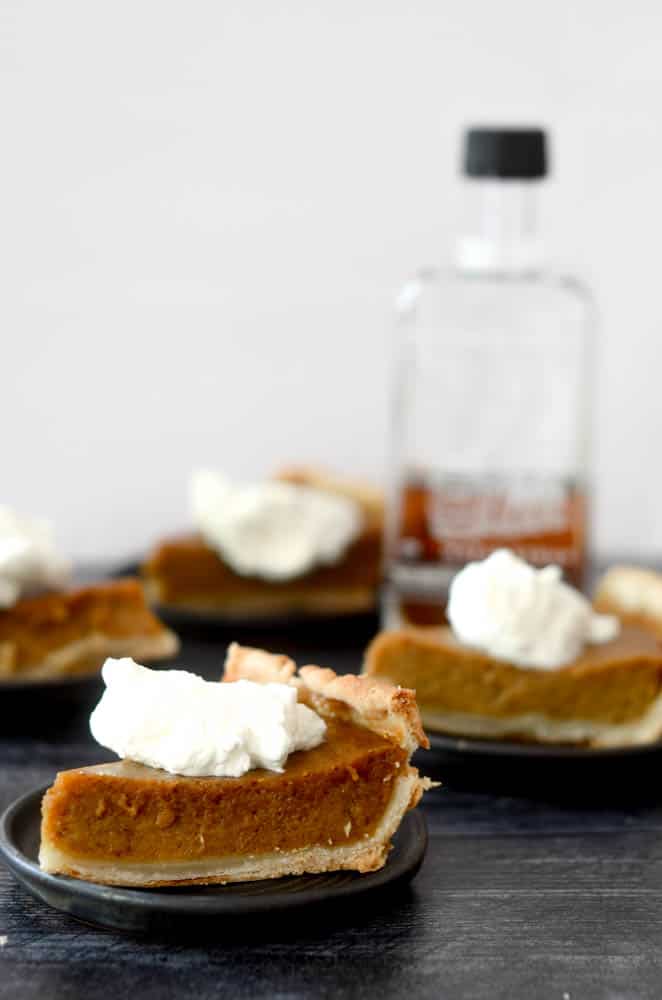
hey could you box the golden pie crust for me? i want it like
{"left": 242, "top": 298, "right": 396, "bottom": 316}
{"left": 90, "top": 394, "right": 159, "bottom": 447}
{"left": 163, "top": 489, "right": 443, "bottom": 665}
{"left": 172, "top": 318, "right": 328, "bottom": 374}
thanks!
{"left": 594, "top": 565, "right": 662, "bottom": 638}
{"left": 39, "top": 645, "right": 432, "bottom": 886}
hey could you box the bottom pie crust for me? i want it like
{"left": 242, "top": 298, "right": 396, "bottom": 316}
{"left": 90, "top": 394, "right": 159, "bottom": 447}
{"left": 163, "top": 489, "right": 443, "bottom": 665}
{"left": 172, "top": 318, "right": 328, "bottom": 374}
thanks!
{"left": 420, "top": 695, "right": 662, "bottom": 747}
{"left": 144, "top": 580, "right": 377, "bottom": 618}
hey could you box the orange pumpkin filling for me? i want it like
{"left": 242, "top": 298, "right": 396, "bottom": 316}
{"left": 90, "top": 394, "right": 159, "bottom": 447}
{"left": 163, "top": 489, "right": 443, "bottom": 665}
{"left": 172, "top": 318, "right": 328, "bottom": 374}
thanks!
{"left": 41, "top": 718, "right": 407, "bottom": 863}
{"left": 364, "top": 625, "right": 662, "bottom": 726}
{"left": 0, "top": 579, "right": 174, "bottom": 676}
{"left": 143, "top": 532, "right": 382, "bottom": 612}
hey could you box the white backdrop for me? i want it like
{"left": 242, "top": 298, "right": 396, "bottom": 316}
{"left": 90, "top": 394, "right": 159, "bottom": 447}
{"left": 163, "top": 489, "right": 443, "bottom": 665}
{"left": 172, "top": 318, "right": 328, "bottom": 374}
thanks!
{"left": 1, "top": 0, "right": 660, "bottom": 561}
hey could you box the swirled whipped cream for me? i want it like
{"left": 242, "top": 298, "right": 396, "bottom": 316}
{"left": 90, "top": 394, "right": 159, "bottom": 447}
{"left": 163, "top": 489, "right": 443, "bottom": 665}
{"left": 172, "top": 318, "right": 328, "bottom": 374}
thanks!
{"left": 89, "top": 657, "right": 327, "bottom": 777}
{"left": 447, "top": 549, "right": 620, "bottom": 670}
{"left": 0, "top": 507, "right": 70, "bottom": 608}
{"left": 190, "top": 470, "right": 363, "bottom": 581}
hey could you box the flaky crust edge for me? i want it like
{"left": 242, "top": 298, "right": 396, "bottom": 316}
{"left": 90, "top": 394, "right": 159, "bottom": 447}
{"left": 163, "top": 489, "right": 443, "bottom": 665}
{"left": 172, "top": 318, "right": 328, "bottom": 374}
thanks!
{"left": 223, "top": 643, "right": 432, "bottom": 879}
{"left": 224, "top": 642, "right": 429, "bottom": 754}
{"left": 594, "top": 566, "right": 662, "bottom": 637}
{"left": 275, "top": 466, "right": 384, "bottom": 525}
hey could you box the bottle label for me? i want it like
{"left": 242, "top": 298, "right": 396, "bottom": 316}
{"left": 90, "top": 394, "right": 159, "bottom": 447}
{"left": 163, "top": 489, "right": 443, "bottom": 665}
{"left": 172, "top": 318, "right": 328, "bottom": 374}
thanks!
{"left": 429, "top": 475, "right": 567, "bottom": 539}
{"left": 388, "top": 473, "right": 587, "bottom": 626}
{"left": 396, "top": 472, "right": 586, "bottom": 579}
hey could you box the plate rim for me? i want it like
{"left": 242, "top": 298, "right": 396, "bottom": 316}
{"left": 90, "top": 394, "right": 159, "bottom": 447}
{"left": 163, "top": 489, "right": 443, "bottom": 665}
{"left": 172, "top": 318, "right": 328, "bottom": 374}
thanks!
{"left": 0, "top": 785, "right": 428, "bottom": 921}
{"left": 155, "top": 602, "right": 379, "bottom": 631}
{"left": 426, "top": 729, "right": 662, "bottom": 760}
{"left": 0, "top": 671, "right": 104, "bottom": 693}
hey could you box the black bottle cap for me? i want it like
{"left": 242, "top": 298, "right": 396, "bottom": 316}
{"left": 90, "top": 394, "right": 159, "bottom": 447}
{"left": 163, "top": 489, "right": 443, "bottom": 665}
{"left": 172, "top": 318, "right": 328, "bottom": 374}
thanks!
{"left": 463, "top": 127, "right": 548, "bottom": 179}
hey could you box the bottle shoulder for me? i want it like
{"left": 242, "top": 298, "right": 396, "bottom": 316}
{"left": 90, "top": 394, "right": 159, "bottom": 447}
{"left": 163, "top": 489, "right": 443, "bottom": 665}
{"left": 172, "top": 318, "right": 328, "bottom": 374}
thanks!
{"left": 396, "top": 266, "right": 594, "bottom": 329}
{"left": 399, "top": 265, "right": 592, "bottom": 299}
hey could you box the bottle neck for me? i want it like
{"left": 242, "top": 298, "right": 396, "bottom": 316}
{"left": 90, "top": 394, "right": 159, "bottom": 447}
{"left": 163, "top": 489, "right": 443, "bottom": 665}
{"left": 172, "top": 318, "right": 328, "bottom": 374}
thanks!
{"left": 455, "top": 180, "right": 544, "bottom": 275}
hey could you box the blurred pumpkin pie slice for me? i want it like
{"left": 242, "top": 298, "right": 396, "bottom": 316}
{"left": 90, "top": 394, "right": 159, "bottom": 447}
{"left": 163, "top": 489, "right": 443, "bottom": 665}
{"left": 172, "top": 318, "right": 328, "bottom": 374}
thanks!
{"left": 0, "top": 578, "right": 178, "bottom": 681}
{"left": 364, "top": 556, "right": 662, "bottom": 748}
{"left": 142, "top": 468, "right": 383, "bottom": 618}
{"left": 0, "top": 506, "right": 177, "bottom": 680}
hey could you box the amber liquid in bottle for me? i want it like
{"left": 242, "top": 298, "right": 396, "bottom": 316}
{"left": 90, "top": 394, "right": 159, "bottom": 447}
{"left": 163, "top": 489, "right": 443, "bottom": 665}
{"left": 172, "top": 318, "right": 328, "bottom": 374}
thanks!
{"left": 387, "top": 475, "right": 588, "bottom": 626}
{"left": 386, "top": 130, "right": 594, "bottom": 629}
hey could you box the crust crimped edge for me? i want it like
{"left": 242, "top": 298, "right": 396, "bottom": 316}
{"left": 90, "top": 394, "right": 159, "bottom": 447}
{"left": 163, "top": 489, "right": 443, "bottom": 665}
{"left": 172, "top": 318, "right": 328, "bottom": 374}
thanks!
{"left": 594, "top": 566, "right": 662, "bottom": 637}
{"left": 223, "top": 643, "right": 297, "bottom": 685}
{"left": 275, "top": 466, "right": 384, "bottom": 526}
{"left": 223, "top": 643, "right": 429, "bottom": 754}
{"left": 221, "top": 643, "right": 432, "bottom": 881}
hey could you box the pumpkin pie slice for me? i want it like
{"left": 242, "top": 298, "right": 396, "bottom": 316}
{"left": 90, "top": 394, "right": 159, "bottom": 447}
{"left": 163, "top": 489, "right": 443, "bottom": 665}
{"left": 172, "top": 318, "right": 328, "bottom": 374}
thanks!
{"left": 0, "top": 579, "right": 178, "bottom": 681}
{"left": 363, "top": 568, "right": 662, "bottom": 747}
{"left": 39, "top": 645, "right": 431, "bottom": 886}
{"left": 142, "top": 468, "right": 383, "bottom": 618}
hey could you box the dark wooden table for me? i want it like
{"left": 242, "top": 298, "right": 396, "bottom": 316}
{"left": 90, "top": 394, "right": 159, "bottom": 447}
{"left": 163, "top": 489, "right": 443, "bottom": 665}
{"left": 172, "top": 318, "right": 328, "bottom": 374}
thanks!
{"left": 1, "top": 621, "right": 662, "bottom": 999}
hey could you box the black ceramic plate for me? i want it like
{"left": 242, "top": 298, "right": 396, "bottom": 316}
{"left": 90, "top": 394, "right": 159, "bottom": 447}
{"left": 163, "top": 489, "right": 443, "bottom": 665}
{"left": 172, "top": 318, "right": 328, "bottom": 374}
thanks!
{"left": 0, "top": 669, "right": 102, "bottom": 693}
{"left": 426, "top": 729, "right": 662, "bottom": 760}
{"left": 154, "top": 602, "right": 379, "bottom": 635}
{"left": 0, "top": 786, "right": 427, "bottom": 933}
{"left": 0, "top": 671, "right": 105, "bottom": 736}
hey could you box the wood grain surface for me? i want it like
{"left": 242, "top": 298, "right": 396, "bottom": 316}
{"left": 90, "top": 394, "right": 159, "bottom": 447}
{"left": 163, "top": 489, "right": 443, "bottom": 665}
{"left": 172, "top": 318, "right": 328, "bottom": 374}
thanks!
{"left": 1, "top": 625, "right": 661, "bottom": 999}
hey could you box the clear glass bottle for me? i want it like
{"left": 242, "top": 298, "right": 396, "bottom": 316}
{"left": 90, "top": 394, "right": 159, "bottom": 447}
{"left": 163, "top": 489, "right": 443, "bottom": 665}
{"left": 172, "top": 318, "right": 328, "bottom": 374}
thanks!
{"left": 384, "top": 128, "right": 593, "bottom": 627}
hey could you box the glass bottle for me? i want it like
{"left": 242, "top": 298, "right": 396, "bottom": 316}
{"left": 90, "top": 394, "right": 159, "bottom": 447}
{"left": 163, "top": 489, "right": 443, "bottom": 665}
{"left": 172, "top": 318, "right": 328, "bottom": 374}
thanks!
{"left": 384, "top": 127, "right": 593, "bottom": 628}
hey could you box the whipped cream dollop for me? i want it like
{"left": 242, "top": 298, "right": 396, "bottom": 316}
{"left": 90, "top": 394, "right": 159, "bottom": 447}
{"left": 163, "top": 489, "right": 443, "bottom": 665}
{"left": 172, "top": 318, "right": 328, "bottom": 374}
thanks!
{"left": 447, "top": 549, "right": 620, "bottom": 670}
{"left": 0, "top": 507, "right": 70, "bottom": 608}
{"left": 190, "top": 469, "right": 363, "bottom": 581}
{"left": 89, "top": 657, "right": 327, "bottom": 777}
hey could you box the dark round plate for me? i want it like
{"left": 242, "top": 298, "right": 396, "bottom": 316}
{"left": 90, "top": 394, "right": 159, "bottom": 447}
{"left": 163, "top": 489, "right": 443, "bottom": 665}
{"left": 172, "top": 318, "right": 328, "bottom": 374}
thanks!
{"left": 0, "top": 670, "right": 102, "bottom": 693}
{"left": 0, "top": 786, "right": 427, "bottom": 933}
{"left": 426, "top": 729, "right": 662, "bottom": 761}
{"left": 0, "top": 672, "right": 105, "bottom": 738}
{"left": 155, "top": 602, "right": 379, "bottom": 635}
